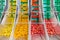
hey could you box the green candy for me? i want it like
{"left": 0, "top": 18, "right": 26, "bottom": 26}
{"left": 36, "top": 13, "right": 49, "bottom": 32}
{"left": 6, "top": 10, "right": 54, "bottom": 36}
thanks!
{"left": 43, "top": 0, "right": 51, "bottom": 19}
{"left": 44, "top": 12, "right": 52, "bottom": 19}
{"left": 54, "top": 0, "right": 60, "bottom": 22}
{"left": 43, "top": 0, "right": 50, "bottom": 5}
{"left": 55, "top": 0, "right": 60, "bottom": 12}
{"left": 10, "top": 1, "right": 16, "bottom": 6}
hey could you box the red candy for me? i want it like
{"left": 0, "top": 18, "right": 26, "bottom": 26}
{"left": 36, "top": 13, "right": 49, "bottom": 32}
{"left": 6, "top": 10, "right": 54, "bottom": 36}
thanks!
{"left": 45, "top": 19, "right": 55, "bottom": 35}
{"left": 31, "top": 24, "right": 45, "bottom": 36}
{"left": 45, "top": 19, "right": 60, "bottom": 35}
{"left": 54, "top": 26, "right": 60, "bottom": 35}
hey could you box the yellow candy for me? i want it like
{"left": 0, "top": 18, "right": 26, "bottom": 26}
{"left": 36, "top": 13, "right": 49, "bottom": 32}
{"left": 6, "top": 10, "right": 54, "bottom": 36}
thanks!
{"left": 21, "top": 4, "right": 28, "bottom": 11}
{"left": 0, "top": 24, "right": 12, "bottom": 37}
{"left": 14, "top": 24, "right": 28, "bottom": 39}
{"left": 13, "top": 0, "right": 16, "bottom": 1}
{"left": 14, "top": 14, "right": 28, "bottom": 39}
{"left": 21, "top": 0, "right": 28, "bottom": 2}
{"left": 21, "top": 8, "right": 28, "bottom": 11}
{"left": 10, "top": 6, "right": 16, "bottom": 10}
{"left": 5, "top": 18, "right": 14, "bottom": 23}
{"left": 22, "top": 11, "right": 28, "bottom": 14}
{"left": 9, "top": 9, "right": 16, "bottom": 12}
{"left": 12, "top": 2, "right": 16, "bottom": 5}
{"left": 18, "top": 16, "right": 28, "bottom": 22}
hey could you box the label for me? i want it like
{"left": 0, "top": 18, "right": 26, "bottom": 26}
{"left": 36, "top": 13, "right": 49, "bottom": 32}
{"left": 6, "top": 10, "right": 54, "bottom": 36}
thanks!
{"left": 31, "top": 0, "right": 39, "bottom": 23}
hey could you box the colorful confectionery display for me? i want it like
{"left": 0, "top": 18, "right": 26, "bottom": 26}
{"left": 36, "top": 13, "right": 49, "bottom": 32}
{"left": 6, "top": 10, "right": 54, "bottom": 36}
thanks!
{"left": 0, "top": 0, "right": 60, "bottom": 40}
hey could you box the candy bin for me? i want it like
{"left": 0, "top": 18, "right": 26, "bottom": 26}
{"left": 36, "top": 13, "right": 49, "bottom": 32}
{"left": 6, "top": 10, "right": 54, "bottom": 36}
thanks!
{"left": 42, "top": 0, "right": 60, "bottom": 40}
{"left": 31, "top": 0, "right": 46, "bottom": 40}
{"left": 0, "top": 0, "right": 16, "bottom": 40}
{"left": 14, "top": 0, "right": 29, "bottom": 40}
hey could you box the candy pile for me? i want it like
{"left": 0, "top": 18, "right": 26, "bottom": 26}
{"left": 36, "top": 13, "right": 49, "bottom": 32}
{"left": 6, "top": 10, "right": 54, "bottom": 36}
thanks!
{"left": 31, "top": 24, "right": 45, "bottom": 36}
